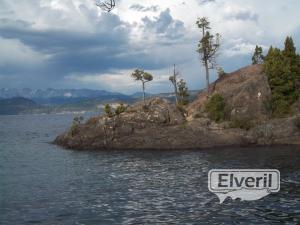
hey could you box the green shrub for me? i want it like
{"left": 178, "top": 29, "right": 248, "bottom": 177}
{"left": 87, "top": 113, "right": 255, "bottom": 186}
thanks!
{"left": 73, "top": 116, "right": 84, "bottom": 124}
{"left": 205, "top": 93, "right": 227, "bottom": 122}
{"left": 104, "top": 104, "right": 113, "bottom": 117}
{"left": 217, "top": 67, "right": 226, "bottom": 78}
{"left": 115, "top": 103, "right": 126, "bottom": 115}
{"left": 70, "top": 116, "right": 83, "bottom": 136}
{"left": 271, "top": 98, "right": 291, "bottom": 117}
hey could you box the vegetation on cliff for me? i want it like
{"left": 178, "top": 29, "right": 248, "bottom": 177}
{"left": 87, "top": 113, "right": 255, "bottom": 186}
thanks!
{"left": 264, "top": 37, "right": 300, "bottom": 116}
{"left": 205, "top": 93, "right": 227, "bottom": 122}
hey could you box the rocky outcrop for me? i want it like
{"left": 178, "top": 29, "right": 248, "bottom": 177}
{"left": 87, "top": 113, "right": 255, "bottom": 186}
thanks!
{"left": 54, "top": 65, "right": 300, "bottom": 150}
{"left": 188, "top": 64, "right": 272, "bottom": 122}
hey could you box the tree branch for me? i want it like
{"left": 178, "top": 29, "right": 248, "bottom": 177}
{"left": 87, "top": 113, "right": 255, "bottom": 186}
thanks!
{"left": 95, "top": 0, "right": 115, "bottom": 12}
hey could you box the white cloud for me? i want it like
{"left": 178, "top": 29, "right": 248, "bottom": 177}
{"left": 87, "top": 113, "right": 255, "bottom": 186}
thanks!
{"left": 0, "top": 0, "right": 300, "bottom": 91}
{"left": 0, "top": 37, "right": 46, "bottom": 66}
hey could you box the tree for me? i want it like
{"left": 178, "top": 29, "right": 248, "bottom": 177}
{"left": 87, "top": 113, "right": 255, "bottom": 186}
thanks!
{"left": 252, "top": 45, "right": 264, "bottom": 64}
{"left": 73, "top": 116, "right": 84, "bottom": 125}
{"left": 205, "top": 93, "right": 226, "bottom": 122}
{"left": 115, "top": 103, "right": 126, "bottom": 115}
{"left": 169, "top": 64, "right": 179, "bottom": 104}
{"left": 177, "top": 79, "right": 189, "bottom": 105}
{"left": 196, "top": 17, "right": 221, "bottom": 96}
{"left": 104, "top": 104, "right": 113, "bottom": 117}
{"left": 131, "top": 69, "right": 153, "bottom": 106}
{"left": 283, "top": 36, "right": 296, "bottom": 58}
{"left": 96, "top": 0, "right": 115, "bottom": 12}
{"left": 217, "top": 66, "right": 226, "bottom": 78}
{"left": 264, "top": 37, "right": 300, "bottom": 116}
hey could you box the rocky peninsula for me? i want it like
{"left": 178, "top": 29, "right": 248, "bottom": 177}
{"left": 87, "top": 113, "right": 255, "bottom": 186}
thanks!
{"left": 54, "top": 65, "right": 300, "bottom": 150}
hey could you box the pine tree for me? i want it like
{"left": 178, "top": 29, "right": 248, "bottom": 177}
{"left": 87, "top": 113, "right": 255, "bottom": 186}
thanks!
{"left": 252, "top": 45, "right": 264, "bottom": 64}
{"left": 104, "top": 104, "right": 113, "bottom": 117}
{"left": 177, "top": 79, "right": 189, "bottom": 105}
{"left": 131, "top": 69, "right": 153, "bottom": 106}
{"left": 196, "top": 17, "right": 221, "bottom": 96}
{"left": 283, "top": 36, "right": 296, "bottom": 58}
{"left": 264, "top": 37, "right": 300, "bottom": 116}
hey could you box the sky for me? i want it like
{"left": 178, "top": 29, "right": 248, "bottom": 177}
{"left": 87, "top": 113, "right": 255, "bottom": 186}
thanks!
{"left": 0, "top": 0, "right": 300, "bottom": 94}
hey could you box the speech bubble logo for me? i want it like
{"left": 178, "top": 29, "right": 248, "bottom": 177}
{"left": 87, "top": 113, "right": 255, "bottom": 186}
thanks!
{"left": 208, "top": 169, "right": 280, "bottom": 204}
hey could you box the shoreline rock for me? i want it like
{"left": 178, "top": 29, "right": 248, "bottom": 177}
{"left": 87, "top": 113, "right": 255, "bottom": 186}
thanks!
{"left": 54, "top": 65, "right": 300, "bottom": 150}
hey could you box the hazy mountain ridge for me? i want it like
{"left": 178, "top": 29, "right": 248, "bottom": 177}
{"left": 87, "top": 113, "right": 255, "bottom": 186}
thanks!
{"left": 0, "top": 88, "right": 127, "bottom": 99}
{"left": 0, "top": 88, "right": 200, "bottom": 115}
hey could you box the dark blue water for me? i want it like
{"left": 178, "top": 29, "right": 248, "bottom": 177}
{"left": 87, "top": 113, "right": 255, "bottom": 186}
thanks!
{"left": 0, "top": 114, "right": 299, "bottom": 225}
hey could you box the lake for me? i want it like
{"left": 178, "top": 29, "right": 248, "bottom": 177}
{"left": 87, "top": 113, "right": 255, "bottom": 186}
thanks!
{"left": 0, "top": 114, "right": 299, "bottom": 225}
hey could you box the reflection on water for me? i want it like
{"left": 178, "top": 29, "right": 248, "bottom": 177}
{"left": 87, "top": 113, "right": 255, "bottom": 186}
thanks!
{"left": 0, "top": 114, "right": 299, "bottom": 225}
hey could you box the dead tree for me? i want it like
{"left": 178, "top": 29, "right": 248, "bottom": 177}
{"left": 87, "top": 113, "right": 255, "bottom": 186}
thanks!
{"left": 95, "top": 0, "right": 115, "bottom": 12}
{"left": 169, "top": 64, "right": 179, "bottom": 105}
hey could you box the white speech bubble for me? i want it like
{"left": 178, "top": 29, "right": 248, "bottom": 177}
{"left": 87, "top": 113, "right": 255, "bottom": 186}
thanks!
{"left": 208, "top": 169, "right": 280, "bottom": 203}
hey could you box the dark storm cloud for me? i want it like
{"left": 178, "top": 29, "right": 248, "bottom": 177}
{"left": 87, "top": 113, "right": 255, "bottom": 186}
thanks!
{"left": 142, "top": 9, "right": 185, "bottom": 39}
{"left": 0, "top": 9, "right": 180, "bottom": 88}
{"left": 0, "top": 14, "right": 130, "bottom": 54}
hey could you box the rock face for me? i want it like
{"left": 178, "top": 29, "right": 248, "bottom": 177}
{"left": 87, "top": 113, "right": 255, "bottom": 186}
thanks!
{"left": 188, "top": 64, "right": 271, "bottom": 122}
{"left": 54, "top": 65, "right": 300, "bottom": 150}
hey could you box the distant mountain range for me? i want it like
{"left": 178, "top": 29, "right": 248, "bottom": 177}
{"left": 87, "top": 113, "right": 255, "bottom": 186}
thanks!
{"left": 0, "top": 88, "right": 200, "bottom": 115}
{"left": 0, "top": 88, "right": 131, "bottom": 105}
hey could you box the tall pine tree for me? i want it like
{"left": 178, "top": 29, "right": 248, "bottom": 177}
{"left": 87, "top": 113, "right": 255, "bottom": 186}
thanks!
{"left": 264, "top": 37, "right": 300, "bottom": 116}
{"left": 252, "top": 45, "right": 264, "bottom": 64}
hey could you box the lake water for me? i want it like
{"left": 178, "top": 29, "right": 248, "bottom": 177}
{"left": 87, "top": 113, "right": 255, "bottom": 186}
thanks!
{"left": 0, "top": 114, "right": 299, "bottom": 225}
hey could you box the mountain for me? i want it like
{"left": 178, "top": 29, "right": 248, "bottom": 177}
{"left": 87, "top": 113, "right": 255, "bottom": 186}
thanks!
{"left": 0, "top": 97, "right": 39, "bottom": 115}
{"left": 0, "top": 88, "right": 124, "bottom": 99}
{"left": 0, "top": 88, "right": 133, "bottom": 105}
{"left": 0, "top": 88, "right": 201, "bottom": 114}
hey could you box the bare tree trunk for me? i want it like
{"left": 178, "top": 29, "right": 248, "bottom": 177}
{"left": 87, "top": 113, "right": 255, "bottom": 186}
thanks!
{"left": 202, "top": 27, "right": 210, "bottom": 96}
{"left": 174, "top": 64, "right": 178, "bottom": 105}
{"left": 142, "top": 82, "right": 146, "bottom": 106}
{"left": 204, "top": 60, "right": 210, "bottom": 96}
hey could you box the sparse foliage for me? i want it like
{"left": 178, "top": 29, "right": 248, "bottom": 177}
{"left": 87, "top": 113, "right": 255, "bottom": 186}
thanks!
{"left": 169, "top": 64, "right": 179, "bottom": 104}
{"left": 217, "top": 67, "right": 226, "bottom": 78}
{"left": 131, "top": 69, "right": 153, "bottom": 106}
{"left": 70, "top": 116, "right": 84, "bottom": 136}
{"left": 205, "top": 93, "right": 226, "bottom": 122}
{"left": 104, "top": 104, "right": 113, "bottom": 117}
{"left": 115, "top": 103, "right": 126, "bottom": 115}
{"left": 252, "top": 45, "right": 265, "bottom": 64}
{"left": 73, "top": 116, "right": 84, "bottom": 125}
{"left": 177, "top": 79, "right": 189, "bottom": 106}
{"left": 196, "top": 17, "right": 221, "bottom": 95}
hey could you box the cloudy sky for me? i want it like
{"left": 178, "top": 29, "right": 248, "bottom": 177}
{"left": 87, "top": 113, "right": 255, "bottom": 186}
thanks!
{"left": 0, "top": 0, "right": 300, "bottom": 94}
